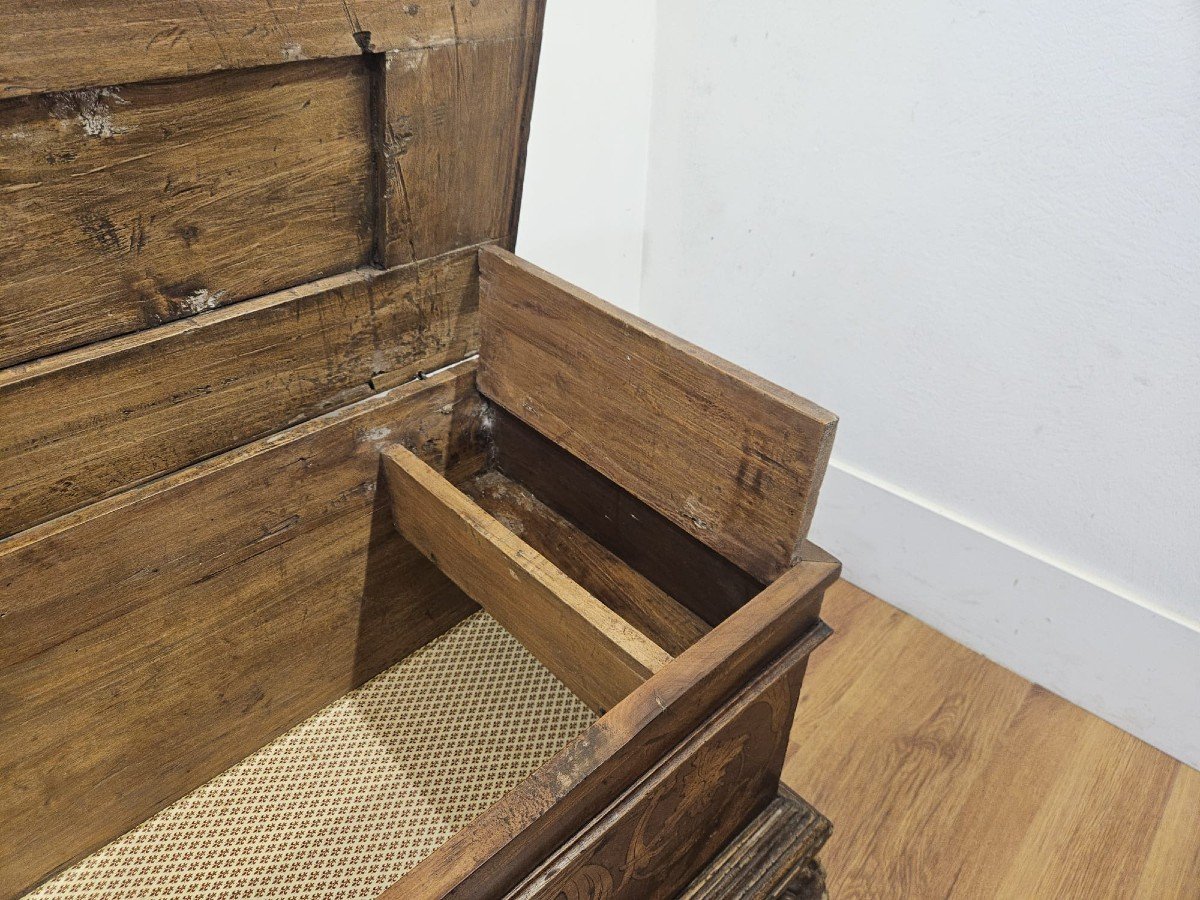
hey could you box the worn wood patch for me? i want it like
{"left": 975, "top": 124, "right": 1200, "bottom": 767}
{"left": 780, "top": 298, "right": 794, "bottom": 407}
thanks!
{"left": 0, "top": 0, "right": 537, "bottom": 97}
{"left": 376, "top": 36, "right": 533, "bottom": 266}
{"left": 0, "top": 247, "right": 481, "bottom": 539}
{"left": 0, "top": 366, "right": 486, "bottom": 900}
{"left": 383, "top": 447, "right": 670, "bottom": 713}
{"left": 0, "top": 58, "right": 373, "bottom": 366}
{"left": 479, "top": 247, "right": 839, "bottom": 584}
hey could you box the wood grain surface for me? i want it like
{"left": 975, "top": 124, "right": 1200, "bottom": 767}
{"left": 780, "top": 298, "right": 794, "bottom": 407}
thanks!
{"left": 478, "top": 247, "right": 838, "bottom": 584}
{"left": 0, "top": 0, "right": 535, "bottom": 97}
{"left": 387, "top": 556, "right": 836, "bottom": 898}
{"left": 383, "top": 446, "right": 671, "bottom": 713}
{"left": 462, "top": 470, "right": 711, "bottom": 657}
{"left": 0, "top": 58, "right": 372, "bottom": 366}
{"left": 376, "top": 36, "right": 534, "bottom": 265}
{"left": 0, "top": 246, "right": 481, "bottom": 538}
{"left": 0, "top": 365, "right": 486, "bottom": 900}
{"left": 507, "top": 636, "right": 810, "bottom": 900}
{"left": 786, "top": 580, "right": 1200, "bottom": 900}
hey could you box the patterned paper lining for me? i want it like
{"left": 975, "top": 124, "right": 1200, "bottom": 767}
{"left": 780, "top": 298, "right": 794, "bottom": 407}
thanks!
{"left": 27, "top": 612, "right": 595, "bottom": 899}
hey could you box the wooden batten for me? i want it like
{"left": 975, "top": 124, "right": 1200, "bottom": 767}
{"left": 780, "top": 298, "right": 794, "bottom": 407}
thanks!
{"left": 0, "top": 0, "right": 540, "bottom": 97}
{"left": 373, "top": 34, "right": 538, "bottom": 266}
{"left": 462, "top": 470, "right": 711, "bottom": 657}
{"left": 0, "top": 365, "right": 488, "bottom": 899}
{"left": 0, "top": 247, "right": 481, "bottom": 539}
{"left": 382, "top": 446, "right": 672, "bottom": 713}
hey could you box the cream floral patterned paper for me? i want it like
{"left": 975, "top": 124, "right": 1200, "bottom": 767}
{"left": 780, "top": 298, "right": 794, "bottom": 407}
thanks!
{"left": 27, "top": 612, "right": 595, "bottom": 899}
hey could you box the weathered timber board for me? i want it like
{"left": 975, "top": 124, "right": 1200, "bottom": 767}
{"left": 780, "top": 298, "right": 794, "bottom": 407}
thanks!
{"left": 0, "top": 0, "right": 536, "bottom": 97}
{"left": 507, "top": 638, "right": 810, "bottom": 899}
{"left": 478, "top": 247, "right": 839, "bottom": 584}
{"left": 0, "top": 365, "right": 486, "bottom": 900}
{"left": 388, "top": 562, "right": 836, "bottom": 897}
{"left": 376, "top": 36, "right": 533, "bottom": 265}
{"left": 463, "top": 469, "right": 711, "bottom": 657}
{"left": 0, "top": 246, "right": 481, "bottom": 539}
{"left": 383, "top": 447, "right": 670, "bottom": 713}
{"left": 0, "top": 58, "right": 372, "bottom": 366}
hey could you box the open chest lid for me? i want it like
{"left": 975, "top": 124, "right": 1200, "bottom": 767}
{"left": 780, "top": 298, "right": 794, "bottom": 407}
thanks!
{"left": 0, "top": 1, "right": 544, "bottom": 537}
{"left": 0, "top": 0, "right": 545, "bottom": 357}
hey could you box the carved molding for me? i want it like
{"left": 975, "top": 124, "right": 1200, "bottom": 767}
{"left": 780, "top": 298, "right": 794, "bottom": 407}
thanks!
{"left": 678, "top": 788, "right": 831, "bottom": 900}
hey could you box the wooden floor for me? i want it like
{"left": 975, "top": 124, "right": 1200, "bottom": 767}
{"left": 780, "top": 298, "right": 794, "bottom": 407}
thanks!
{"left": 784, "top": 579, "right": 1200, "bottom": 900}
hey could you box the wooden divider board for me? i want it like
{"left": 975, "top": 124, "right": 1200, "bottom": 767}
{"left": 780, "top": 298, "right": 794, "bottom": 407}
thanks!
{"left": 0, "top": 365, "right": 486, "bottom": 899}
{"left": 383, "top": 446, "right": 671, "bottom": 713}
{"left": 478, "top": 247, "right": 839, "bottom": 585}
{"left": 0, "top": 246, "right": 480, "bottom": 539}
{"left": 493, "top": 408, "right": 766, "bottom": 626}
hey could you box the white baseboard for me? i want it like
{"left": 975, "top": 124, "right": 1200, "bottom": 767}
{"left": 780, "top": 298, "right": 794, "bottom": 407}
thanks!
{"left": 809, "top": 461, "right": 1200, "bottom": 770}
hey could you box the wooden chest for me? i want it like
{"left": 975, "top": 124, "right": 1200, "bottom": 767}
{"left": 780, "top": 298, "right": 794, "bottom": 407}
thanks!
{"left": 0, "top": 4, "right": 838, "bottom": 897}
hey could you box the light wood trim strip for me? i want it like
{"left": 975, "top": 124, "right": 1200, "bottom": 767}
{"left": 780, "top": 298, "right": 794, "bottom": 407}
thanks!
{"left": 478, "top": 246, "right": 838, "bottom": 584}
{"left": 382, "top": 446, "right": 671, "bottom": 713}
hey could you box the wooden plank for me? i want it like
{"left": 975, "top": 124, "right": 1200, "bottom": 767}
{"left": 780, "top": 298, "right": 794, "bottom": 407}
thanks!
{"left": 0, "top": 0, "right": 536, "bottom": 97}
{"left": 1136, "top": 763, "right": 1200, "bottom": 898}
{"left": 0, "top": 58, "right": 372, "bottom": 366}
{"left": 0, "top": 246, "right": 481, "bottom": 539}
{"left": 493, "top": 407, "right": 764, "bottom": 625}
{"left": 462, "top": 469, "right": 710, "bottom": 657}
{"left": 506, "top": 637, "right": 811, "bottom": 900}
{"left": 0, "top": 365, "right": 488, "bottom": 900}
{"left": 478, "top": 247, "right": 838, "bottom": 584}
{"left": 386, "top": 555, "right": 837, "bottom": 898}
{"left": 376, "top": 36, "right": 534, "bottom": 266}
{"left": 382, "top": 446, "right": 671, "bottom": 713}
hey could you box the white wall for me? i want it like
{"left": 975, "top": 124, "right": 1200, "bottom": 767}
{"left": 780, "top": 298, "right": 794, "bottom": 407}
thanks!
{"left": 515, "top": 1, "right": 656, "bottom": 312}
{"left": 639, "top": 1, "right": 1200, "bottom": 766}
